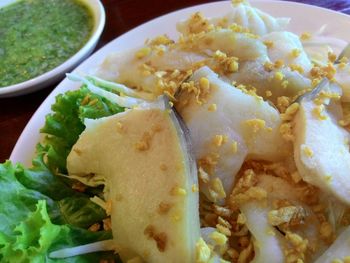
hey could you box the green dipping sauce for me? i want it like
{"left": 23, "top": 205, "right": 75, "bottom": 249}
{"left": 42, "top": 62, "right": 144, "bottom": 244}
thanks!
{"left": 0, "top": 0, "right": 94, "bottom": 87}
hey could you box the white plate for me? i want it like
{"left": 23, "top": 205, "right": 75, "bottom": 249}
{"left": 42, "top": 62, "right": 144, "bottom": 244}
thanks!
{"left": 10, "top": 0, "right": 350, "bottom": 165}
{"left": 0, "top": 0, "right": 105, "bottom": 98}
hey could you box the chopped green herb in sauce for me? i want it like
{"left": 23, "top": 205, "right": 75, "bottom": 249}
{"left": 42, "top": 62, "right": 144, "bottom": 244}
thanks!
{"left": 0, "top": 0, "right": 94, "bottom": 87}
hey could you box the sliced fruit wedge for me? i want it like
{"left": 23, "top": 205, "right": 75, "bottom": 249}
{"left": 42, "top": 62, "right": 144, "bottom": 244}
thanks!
{"left": 67, "top": 97, "right": 200, "bottom": 262}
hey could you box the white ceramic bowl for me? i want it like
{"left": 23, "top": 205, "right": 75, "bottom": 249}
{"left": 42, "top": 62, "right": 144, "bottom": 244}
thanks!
{"left": 0, "top": 0, "right": 105, "bottom": 98}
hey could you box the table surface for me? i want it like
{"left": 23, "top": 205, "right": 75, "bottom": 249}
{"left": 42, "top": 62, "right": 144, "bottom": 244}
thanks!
{"left": 1, "top": 0, "right": 350, "bottom": 163}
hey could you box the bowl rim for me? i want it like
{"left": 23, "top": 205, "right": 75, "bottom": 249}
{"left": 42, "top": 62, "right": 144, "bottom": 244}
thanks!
{"left": 0, "top": 0, "right": 106, "bottom": 97}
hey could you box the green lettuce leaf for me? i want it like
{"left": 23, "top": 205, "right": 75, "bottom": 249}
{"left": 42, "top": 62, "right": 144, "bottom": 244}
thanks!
{"left": 0, "top": 162, "right": 115, "bottom": 262}
{"left": 14, "top": 152, "right": 107, "bottom": 228}
{"left": 57, "top": 196, "right": 106, "bottom": 228}
{"left": 40, "top": 86, "right": 123, "bottom": 173}
{"left": 0, "top": 160, "right": 107, "bottom": 231}
{"left": 0, "top": 161, "right": 60, "bottom": 237}
{"left": 15, "top": 149, "right": 79, "bottom": 200}
{"left": 0, "top": 200, "right": 61, "bottom": 263}
{"left": 0, "top": 85, "right": 125, "bottom": 262}
{"left": 0, "top": 200, "right": 115, "bottom": 263}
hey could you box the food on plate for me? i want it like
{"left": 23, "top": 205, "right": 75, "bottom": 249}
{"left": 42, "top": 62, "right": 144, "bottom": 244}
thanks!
{"left": 176, "top": 66, "right": 289, "bottom": 201}
{"left": 314, "top": 226, "right": 350, "bottom": 262}
{"left": 0, "top": 0, "right": 93, "bottom": 87}
{"left": 261, "top": 31, "right": 313, "bottom": 73}
{"left": 293, "top": 79, "right": 350, "bottom": 204}
{"left": 67, "top": 97, "right": 201, "bottom": 262}
{"left": 3, "top": 0, "right": 350, "bottom": 262}
{"left": 177, "top": 0, "right": 289, "bottom": 36}
{"left": 334, "top": 62, "right": 350, "bottom": 102}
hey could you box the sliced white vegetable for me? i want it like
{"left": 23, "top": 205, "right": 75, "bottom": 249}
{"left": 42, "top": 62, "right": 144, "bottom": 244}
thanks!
{"left": 86, "top": 75, "right": 154, "bottom": 100}
{"left": 293, "top": 96, "right": 350, "bottom": 204}
{"left": 200, "top": 227, "right": 216, "bottom": 247}
{"left": 49, "top": 239, "right": 116, "bottom": 258}
{"left": 176, "top": 66, "right": 289, "bottom": 197}
{"left": 302, "top": 42, "right": 333, "bottom": 66}
{"left": 256, "top": 174, "right": 330, "bottom": 261}
{"left": 314, "top": 227, "right": 350, "bottom": 263}
{"left": 67, "top": 73, "right": 145, "bottom": 108}
{"left": 227, "top": 60, "right": 311, "bottom": 103}
{"left": 325, "top": 197, "right": 346, "bottom": 233}
{"left": 302, "top": 25, "right": 347, "bottom": 57}
{"left": 96, "top": 47, "right": 205, "bottom": 94}
{"left": 90, "top": 196, "right": 107, "bottom": 210}
{"left": 177, "top": 0, "right": 289, "bottom": 36}
{"left": 240, "top": 201, "right": 285, "bottom": 263}
{"left": 188, "top": 29, "right": 269, "bottom": 62}
{"left": 334, "top": 63, "right": 350, "bottom": 102}
{"left": 262, "top": 31, "right": 313, "bottom": 74}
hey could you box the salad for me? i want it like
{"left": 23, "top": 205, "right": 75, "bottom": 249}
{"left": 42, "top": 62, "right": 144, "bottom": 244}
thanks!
{"left": 2, "top": 0, "right": 350, "bottom": 262}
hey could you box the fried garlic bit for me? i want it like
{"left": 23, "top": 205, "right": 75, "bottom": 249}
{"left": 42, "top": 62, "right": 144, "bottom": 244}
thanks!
{"left": 268, "top": 206, "right": 306, "bottom": 226}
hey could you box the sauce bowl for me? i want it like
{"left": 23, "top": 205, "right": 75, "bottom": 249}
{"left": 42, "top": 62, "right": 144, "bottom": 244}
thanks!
{"left": 0, "top": 0, "right": 105, "bottom": 98}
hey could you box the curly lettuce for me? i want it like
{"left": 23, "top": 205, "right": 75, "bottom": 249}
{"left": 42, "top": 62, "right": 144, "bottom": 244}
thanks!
{"left": 40, "top": 86, "right": 123, "bottom": 173}
{"left": 15, "top": 151, "right": 107, "bottom": 228}
{"left": 0, "top": 200, "right": 62, "bottom": 263}
{"left": 0, "top": 85, "right": 125, "bottom": 262}
{"left": 0, "top": 161, "right": 116, "bottom": 262}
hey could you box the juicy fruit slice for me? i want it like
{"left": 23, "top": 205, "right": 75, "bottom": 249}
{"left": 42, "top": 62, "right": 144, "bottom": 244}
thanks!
{"left": 67, "top": 101, "right": 200, "bottom": 262}
{"left": 293, "top": 99, "right": 350, "bottom": 204}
